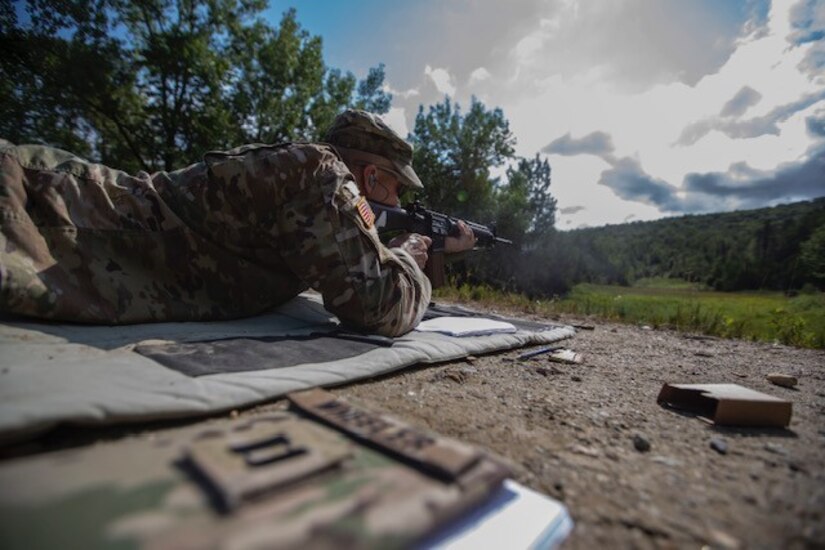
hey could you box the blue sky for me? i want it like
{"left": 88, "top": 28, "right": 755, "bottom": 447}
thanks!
{"left": 265, "top": 0, "right": 823, "bottom": 228}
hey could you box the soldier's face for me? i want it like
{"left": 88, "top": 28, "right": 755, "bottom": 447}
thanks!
{"left": 366, "top": 168, "right": 403, "bottom": 207}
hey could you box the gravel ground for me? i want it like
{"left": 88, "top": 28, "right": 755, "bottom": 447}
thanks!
{"left": 336, "top": 311, "right": 825, "bottom": 549}
{"left": 2, "top": 307, "right": 823, "bottom": 548}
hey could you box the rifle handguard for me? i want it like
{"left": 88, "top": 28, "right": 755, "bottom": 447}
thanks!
{"left": 369, "top": 201, "right": 511, "bottom": 250}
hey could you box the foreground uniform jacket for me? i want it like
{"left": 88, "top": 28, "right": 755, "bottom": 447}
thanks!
{"left": 0, "top": 141, "right": 431, "bottom": 336}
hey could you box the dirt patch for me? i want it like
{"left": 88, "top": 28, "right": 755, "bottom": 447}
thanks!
{"left": 335, "top": 312, "right": 825, "bottom": 549}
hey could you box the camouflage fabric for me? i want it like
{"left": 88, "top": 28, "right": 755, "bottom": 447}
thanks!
{"left": 0, "top": 391, "right": 509, "bottom": 549}
{"left": 0, "top": 139, "right": 430, "bottom": 336}
{"left": 323, "top": 109, "right": 424, "bottom": 189}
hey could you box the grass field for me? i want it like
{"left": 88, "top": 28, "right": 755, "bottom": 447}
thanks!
{"left": 435, "top": 280, "right": 825, "bottom": 349}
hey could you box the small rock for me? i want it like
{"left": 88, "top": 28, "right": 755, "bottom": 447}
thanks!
{"left": 570, "top": 444, "right": 600, "bottom": 458}
{"left": 536, "top": 366, "right": 561, "bottom": 376}
{"left": 633, "top": 434, "right": 651, "bottom": 453}
{"left": 229, "top": 409, "right": 239, "bottom": 419}
{"left": 651, "top": 455, "right": 682, "bottom": 467}
{"left": 710, "top": 438, "right": 728, "bottom": 455}
{"left": 465, "top": 355, "right": 477, "bottom": 363}
{"left": 707, "top": 528, "right": 741, "bottom": 549}
{"left": 788, "top": 461, "right": 805, "bottom": 473}
{"left": 445, "top": 371, "right": 465, "bottom": 383}
{"left": 610, "top": 328, "right": 618, "bottom": 333}
{"left": 407, "top": 391, "right": 416, "bottom": 397}
{"left": 694, "top": 351, "right": 714, "bottom": 358}
{"left": 571, "top": 375, "right": 583, "bottom": 382}
{"left": 764, "top": 442, "right": 788, "bottom": 456}
{"left": 641, "top": 325, "right": 652, "bottom": 331}
{"left": 766, "top": 373, "right": 797, "bottom": 388}
{"left": 684, "top": 334, "right": 716, "bottom": 342}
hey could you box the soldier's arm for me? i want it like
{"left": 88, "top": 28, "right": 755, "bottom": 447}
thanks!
{"left": 275, "top": 147, "right": 431, "bottom": 337}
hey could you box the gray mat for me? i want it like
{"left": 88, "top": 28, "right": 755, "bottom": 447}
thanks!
{"left": 0, "top": 292, "right": 575, "bottom": 444}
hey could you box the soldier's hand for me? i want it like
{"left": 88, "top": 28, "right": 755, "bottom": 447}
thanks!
{"left": 444, "top": 220, "right": 476, "bottom": 254}
{"left": 389, "top": 233, "right": 432, "bottom": 269}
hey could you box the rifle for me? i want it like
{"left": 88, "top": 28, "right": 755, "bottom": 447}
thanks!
{"left": 368, "top": 200, "right": 512, "bottom": 287}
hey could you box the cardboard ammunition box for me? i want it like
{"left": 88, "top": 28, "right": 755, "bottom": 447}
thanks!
{"left": 657, "top": 383, "right": 793, "bottom": 427}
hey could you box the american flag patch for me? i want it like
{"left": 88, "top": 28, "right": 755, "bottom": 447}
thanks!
{"left": 356, "top": 196, "right": 375, "bottom": 228}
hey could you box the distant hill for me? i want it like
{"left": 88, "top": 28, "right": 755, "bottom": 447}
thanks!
{"left": 543, "top": 198, "right": 825, "bottom": 292}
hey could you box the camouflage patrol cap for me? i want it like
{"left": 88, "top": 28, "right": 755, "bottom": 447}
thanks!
{"left": 324, "top": 109, "right": 424, "bottom": 190}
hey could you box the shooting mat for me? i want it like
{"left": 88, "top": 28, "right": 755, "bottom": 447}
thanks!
{"left": 0, "top": 291, "right": 574, "bottom": 444}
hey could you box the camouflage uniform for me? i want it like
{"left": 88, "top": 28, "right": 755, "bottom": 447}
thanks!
{"left": 0, "top": 390, "right": 510, "bottom": 549}
{"left": 0, "top": 112, "right": 431, "bottom": 336}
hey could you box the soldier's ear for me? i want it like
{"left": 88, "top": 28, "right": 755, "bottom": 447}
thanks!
{"left": 363, "top": 165, "right": 378, "bottom": 191}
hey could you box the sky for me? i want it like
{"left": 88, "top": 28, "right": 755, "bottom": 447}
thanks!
{"left": 266, "top": 0, "right": 825, "bottom": 229}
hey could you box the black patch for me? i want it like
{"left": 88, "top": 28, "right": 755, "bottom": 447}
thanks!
{"left": 105, "top": 259, "right": 122, "bottom": 272}
{"left": 136, "top": 334, "right": 385, "bottom": 377}
{"left": 137, "top": 305, "right": 559, "bottom": 377}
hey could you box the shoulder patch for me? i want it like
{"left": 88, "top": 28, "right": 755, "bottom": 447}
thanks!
{"left": 356, "top": 196, "right": 375, "bottom": 228}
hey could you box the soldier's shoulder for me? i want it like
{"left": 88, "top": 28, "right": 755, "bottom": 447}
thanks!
{"left": 284, "top": 143, "right": 350, "bottom": 177}
{"left": 288, "top": 142, "right": 343, "bottom": 161}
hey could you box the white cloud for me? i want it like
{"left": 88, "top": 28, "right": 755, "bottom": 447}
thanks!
{"left": 336, "top": 0, "right": 821, "bottom": 228}
{"left": 500, "top": 1, "right": 763, "bottom": 93}
{"left": 511, "top": 14, "right": 563, "bottom": 66}
{"left": 499, "top": 0, "right": 825, "bottom": 227}
{"left": 512, "top": 30, "right": 546, "bottom": 64}
{"left": 382, "top": 107, "right": 410, "bottom": 139}
{"left": 469, "top": 67, "right": 491, "bottom": 83}
{"left": 382, "top": 84, "right": 420, "bottom": 100}
{"left": 424, "top": 65, "right": 457, "bottom": 97}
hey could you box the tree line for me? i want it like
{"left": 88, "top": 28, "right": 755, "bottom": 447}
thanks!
{"left": 1, "top": 0, "right": 390, "bottom": 173}
{"left": 540, "top": 198, "right": 825, "bottom": 294}
{"left": 4, "top": 0, "right": 823, "bottom": 296}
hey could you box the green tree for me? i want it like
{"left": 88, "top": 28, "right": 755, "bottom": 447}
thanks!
{"left": 502, "top": 154, "right": 557, "bottom": 241}
{"left": 230, "top": 9, "right": 327, "bottom": 144}
{"left": 409, "top": 97, "right": 562, "bottom": 291}
{"left": 800, "top": 224, "right": 825, "bottom": 288}
{"left": 112, "top": 0, "right": 259, "bottom": 171}
{"left": 410, "top": 97, "right": 515, "bottom": 221}
{"left": 228, "top": 10, "right": 391, "bottom": 145}
{"left": 354, "top": 63, "right": 392, "bottom": 114}
{"left": 1, "top": 0, "right": 135, "bottom": 163}
{"left": 2, "top": 1, "right": 391, "bottom": 172}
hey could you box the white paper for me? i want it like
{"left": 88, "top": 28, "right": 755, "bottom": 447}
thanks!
{"left": 420, "top": 479, "right": 573, "bottom": 549}
{"left": 415, "top": 317, "right": 518, "bottom": 337}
